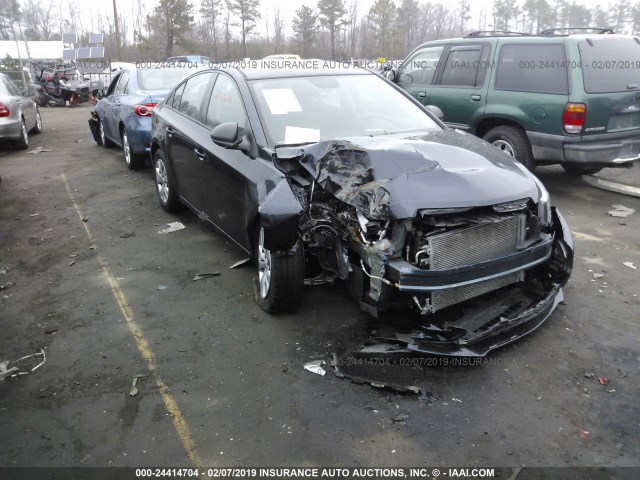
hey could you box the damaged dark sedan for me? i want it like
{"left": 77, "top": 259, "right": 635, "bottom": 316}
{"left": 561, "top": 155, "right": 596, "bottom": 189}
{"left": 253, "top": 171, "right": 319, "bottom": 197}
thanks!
{"left": 150, "top": 65, "right": 573, "bottom": 357}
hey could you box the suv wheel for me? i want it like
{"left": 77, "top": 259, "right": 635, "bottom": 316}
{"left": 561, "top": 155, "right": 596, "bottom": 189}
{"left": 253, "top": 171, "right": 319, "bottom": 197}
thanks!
{"left": 254, "top": 227, "right": 304, "bottom": 313}
{"left": 561, "top": 163, "right": 603, "bottom": 176}
{"left": 483, "top": 126, "right": 535, "bottom": 171}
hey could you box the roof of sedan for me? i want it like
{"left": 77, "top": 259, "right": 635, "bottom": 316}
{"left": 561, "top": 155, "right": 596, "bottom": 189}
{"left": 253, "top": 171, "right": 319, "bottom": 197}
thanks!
{"left": 211, "top": 60, "right": 373, "bottom": 80}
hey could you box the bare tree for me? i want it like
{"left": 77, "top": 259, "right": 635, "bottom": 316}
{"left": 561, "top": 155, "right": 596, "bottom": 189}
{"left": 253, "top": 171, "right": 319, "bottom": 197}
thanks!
{"left": 273, "top": 9, "right": 284, "bottom": 53}
{"left": 292, "top": 5, "right": 320, "bottom": 57}
{"left": 0, "top": 0, "right": 20, "bottom": 40}
{"left": 21, "top": 0, "right": 58, "bottom": 41}
{"left": 397, "top": 0, "right": 419, "bottom": 54}
{"left": 368, "top": 0, "right": 398, "bottom": 57}
{"left": 201, "top": 0, "right": 222, "bottom": 59}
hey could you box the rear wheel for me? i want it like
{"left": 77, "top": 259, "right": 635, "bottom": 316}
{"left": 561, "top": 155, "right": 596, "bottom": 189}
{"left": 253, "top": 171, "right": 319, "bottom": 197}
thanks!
{"left": 14, "top": 118, "right": 29, "bottom": 150}
{"left": 483, "top": 125, "right": 536, "bottom": 171}
{"left": 254, "top": 227, "right": 304, "bottom": 313}
{"left": 561, "top": 163, "right": 603, "bottom": 175}
{"left": 31, "top": 108, "right": 43, "bottom": 134}
{"left": 153, "top": 150, "right": 182, "bottom": 212}
{"left": 123, "top": 131, "right": 145, "bottom": 170}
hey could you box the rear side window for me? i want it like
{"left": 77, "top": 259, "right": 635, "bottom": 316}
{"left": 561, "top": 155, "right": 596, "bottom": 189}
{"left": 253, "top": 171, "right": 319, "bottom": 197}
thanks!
{"left": 440, "top": 47, "right": 483, "bottom": 87}
{"left": 115, "top": 71, "right": 130, "bottom": 94}
{"left": 579, "top": 37, "right": 640, "bottom": 93}
{"left": 176, "top": 73, "right": 212, "bottom": 120}
{"left": 495, "top": 44, "right": 569, "bottom": 94}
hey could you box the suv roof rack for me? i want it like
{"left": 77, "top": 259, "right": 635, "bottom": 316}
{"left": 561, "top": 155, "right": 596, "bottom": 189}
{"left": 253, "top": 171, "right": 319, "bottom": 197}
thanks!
{"left": 465, "top": 30, "right": 530, "bottom": 38}
{"left": 538, "top": 27, "right": 615, "bottom": 36}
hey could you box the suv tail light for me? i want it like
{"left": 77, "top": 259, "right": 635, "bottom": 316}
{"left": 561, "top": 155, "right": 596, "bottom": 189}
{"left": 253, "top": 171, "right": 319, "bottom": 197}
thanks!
{"left": 134, "top": 103, "right": 157, "bottom": 117}
{"left": 0, "top": 102, "right": 10, "bottom": 117}
{"left": 562, "top": 103, "right": 586, "bottom": 134}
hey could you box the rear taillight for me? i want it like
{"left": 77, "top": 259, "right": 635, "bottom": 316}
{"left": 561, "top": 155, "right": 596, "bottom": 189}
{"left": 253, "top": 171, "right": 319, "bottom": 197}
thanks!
{"left": 562, "top": 103, "right": 586, "bottom": 134}
{"left": 0, "top": 102, "right": 9, "bottom": 117}
{"left": 134, "top": 103, "right": 157, "bottom": 116}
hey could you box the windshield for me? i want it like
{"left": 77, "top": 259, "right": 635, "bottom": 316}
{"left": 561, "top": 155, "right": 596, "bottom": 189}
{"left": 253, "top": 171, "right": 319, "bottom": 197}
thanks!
{"left": 137, "top": 68, "right": 192, "bottom": 91}
{"left": 248, "top": 74, "right": 441, "bottom": 146}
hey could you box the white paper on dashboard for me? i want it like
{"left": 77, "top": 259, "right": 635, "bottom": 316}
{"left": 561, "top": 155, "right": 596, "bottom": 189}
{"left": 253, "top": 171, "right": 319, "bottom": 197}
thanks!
{"left": 284, "top": 126, "right": 320, "bottom": 144}
{"left": 262, "top": 88, "right": 302, "bottom": 115}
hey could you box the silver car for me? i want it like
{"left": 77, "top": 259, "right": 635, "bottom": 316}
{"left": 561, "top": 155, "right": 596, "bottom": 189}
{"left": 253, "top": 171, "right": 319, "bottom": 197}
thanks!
{"left": 0, "top": 73, "right": 42, "bottom": 149}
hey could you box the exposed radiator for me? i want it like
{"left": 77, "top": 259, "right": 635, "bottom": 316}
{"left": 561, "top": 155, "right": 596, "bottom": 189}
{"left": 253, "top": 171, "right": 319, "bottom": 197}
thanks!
{"left": 428, "top": 214, "right": 525, "bottom": 270}
{"left": 426, "top": 214, "right": 526, "bottom": 312}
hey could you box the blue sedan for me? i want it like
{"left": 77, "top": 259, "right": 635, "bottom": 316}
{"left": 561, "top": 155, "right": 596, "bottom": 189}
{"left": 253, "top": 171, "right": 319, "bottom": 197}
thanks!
{"left": 90, "top": 66, "right": 193, "bottom": 169}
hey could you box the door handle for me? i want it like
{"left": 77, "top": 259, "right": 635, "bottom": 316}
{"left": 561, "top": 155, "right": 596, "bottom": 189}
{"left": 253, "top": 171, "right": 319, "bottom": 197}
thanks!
{"left": 418, "top": 92, "right": 426, "bottom": 97}
{"left": 194, "top": 148, "right": 206, "bottom": 160}
{"left": 471, "top": 94, "right": 481, "bottom": 101}
{"left": 166, "top": 126, "right": 175, "bottom": 137}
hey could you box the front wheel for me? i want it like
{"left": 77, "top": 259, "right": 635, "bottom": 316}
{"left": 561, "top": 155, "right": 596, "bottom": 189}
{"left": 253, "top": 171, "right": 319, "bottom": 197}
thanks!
{"left": 561, "top": 163, "right": 603, "bottom": 175}
{"left": 483, "top": 125, "right": 536, "bottom": 171}
{"left": 254, "top": 227, "right": 304, "bottom": 313}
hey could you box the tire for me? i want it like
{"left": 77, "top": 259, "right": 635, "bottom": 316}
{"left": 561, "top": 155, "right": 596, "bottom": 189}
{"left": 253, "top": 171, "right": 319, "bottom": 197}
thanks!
{"left": 153, "top": 150, "right": 182, "bottom": 213}
{"left": 483, "top": 125, "right": 536, "bottom": 171}
{"left": 562, "top": 163, "right": 603, "bottom": 175}
{"left": 122, "top": 131, "right": 145, "bottom": 170}
{"left": 14, "top": 117, "right": 29, "bottom": 150}
{"left": 98, "top": 118, "right": 114, "bottom": 148}
{"left": 30, "top": 108, "right": 43, "bottom": 134}
{"left": 254, "top": 227, "right": 305, "bottom": 313}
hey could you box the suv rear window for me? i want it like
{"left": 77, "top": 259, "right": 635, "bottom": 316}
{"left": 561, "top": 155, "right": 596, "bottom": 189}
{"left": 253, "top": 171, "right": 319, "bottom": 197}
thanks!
{"left": 579, "top": 37, "right": 640, "bottom": 93}
{"left": 495, "top": 43, "right": 568, "bottom": 94}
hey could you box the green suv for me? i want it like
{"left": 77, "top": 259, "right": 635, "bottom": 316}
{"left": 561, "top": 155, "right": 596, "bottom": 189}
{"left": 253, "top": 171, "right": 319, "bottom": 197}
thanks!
{"left": 387, "top": 29, "right": 640, "bottom": 174}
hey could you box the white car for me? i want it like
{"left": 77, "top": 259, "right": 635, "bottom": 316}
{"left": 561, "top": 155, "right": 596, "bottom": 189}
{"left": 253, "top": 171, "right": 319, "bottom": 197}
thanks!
{"left": 0, "top": 73, "right": 42, "bottom": 150}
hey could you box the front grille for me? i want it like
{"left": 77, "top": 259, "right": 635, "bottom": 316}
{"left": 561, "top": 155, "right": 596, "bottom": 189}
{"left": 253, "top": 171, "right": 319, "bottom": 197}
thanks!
{"left": 428, "top": 214, "right": 525, "bottom": 270}
{"left": 432, "top": 273, "right": 521, "bottom": 312}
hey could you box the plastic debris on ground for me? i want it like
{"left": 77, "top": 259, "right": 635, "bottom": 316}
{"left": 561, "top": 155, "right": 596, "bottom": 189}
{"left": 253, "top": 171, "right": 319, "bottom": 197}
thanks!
{"left": 0, "top": 282, "right": 15, "bottom": 291}
{"left": 27, "top": 147, "right": 52, "bottom": 154}
{"left": 0, "top": 266, "right": 7, "bottom": 275}
{"left": 0, "top": 349, "right": 46, "bottom": 382}
{"left": 607, "top": 204, "right": 635, "bottom": 217}
{"left": 599, "top": 376, "right": 609, "bottom": 385}
{"left": 623, "top": 262, "right": 637, "bottom": 270}
{"left": 192, "top": 272, "right": 221, "bottom": 281}
{"left": 129, "top": 374, "right": 149, "bottom": 397}
{"left": 330, "top": 353, "right": 422, "bottom": 394}
{"left": 304, "top": 360, "right": 327, "bottom": 376}
{"left": 119, "top": 232, "right": 135, "bottom": 238}
{"left": 158, "top": 222, "right": 186, "bottom": 234}
{"left": 392, "top": 413, "right": 410, "bottom": 422}
{"left": 229, "top": 258, "right": 251, "bottom": 269}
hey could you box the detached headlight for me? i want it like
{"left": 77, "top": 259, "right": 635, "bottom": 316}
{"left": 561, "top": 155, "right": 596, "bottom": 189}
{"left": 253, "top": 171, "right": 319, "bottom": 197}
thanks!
{"left": 534, "top": 176, "right": 551, "bottom": 226}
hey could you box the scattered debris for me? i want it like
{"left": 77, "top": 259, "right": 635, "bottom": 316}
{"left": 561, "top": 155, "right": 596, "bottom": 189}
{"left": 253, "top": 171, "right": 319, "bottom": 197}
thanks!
{"left": 584, "top": 372, "right": 594, "bottom": 378}
{"left": 230, "top": 258, "right": 251, "bottom": 269}
{"left": 68, "top": 261, "right": 76, "bottom": 267}
{"left": 392, "top": 413, "right": 410, "bottom": 422}
{"left": 598, "top": 376, "right": 609, "bottom": 385}
{"left": 27, "top": 147, "right": 52, "bottom": 154}
{"left": 158, "top": 222, "right": 185, "bottom": 234}
{"left": 0, "top": 282, "right": 15, "bottom": 291}
{"left": 623, "top": 262, "right": 637, "bottom": 270}
{"left": 44, "top": 328, "right": 57, "bottom": 335}
{"left": 0, "top": 266, "right": 7, "bottom": 275}
{"left": 506, "top": 467, "right": 524, "bottom": 480}
{"left": 0, "top": 349, "right": 46, "bottom": 382}
{"left": 304, "top": 360, "right": 326, "bottom": 376}
{"left": 82, "top": 217, "right": 88, "bottom": 222}
{"left": 452, "top": 397, "right": 463, "bottom": 403}
{"left": 119, "top": 232, "right": 135, "bottom": 238}
{"left": 579, "top": 429, "right": 590, "bottom": 440}
{"left": 28, "top": 213, "right": 39, "bottom": 217}
{"left": 129, "top": 374, "right": 149, "bottom": 397}
{"left": 192, "top": 272, "right": 220, "bottom": 281}
{"left": 330, "top": 353, "right": 422, "bottom": 394}
{"left": 129, "top": 194, "right": 142, "bottom": 199}
{"left": 608, "top": 204, "right": 636, "bottom": 218}
{"left": 157, "top": 285, "right": 167, "bottom": 290}
{"left": 592, "top": 273, "right": 604, "bottom": 279}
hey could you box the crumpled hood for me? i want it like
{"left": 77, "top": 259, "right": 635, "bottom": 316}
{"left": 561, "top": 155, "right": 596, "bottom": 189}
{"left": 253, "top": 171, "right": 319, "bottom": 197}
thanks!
{"left": 292, "top": 130, "right": 540, "bottom": 220}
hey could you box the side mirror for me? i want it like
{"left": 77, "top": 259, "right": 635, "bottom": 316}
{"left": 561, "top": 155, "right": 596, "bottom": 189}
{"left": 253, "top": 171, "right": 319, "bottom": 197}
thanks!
{"left": 382, "top": 69, "right": 395, "bottom": 81}
{"left": 426, "top": 105, "right": 444, "bottom": 121}
{"left": 211, "top": 122, "right": 241, "bottom": 148}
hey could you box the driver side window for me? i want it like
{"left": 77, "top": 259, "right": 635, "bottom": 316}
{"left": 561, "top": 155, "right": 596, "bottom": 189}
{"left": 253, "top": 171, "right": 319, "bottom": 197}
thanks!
{"left": 398, "top": 46, "right": 444, "bottom": 86}
{"left": 205, "top": 74, "right": 247, "bottom": 133}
